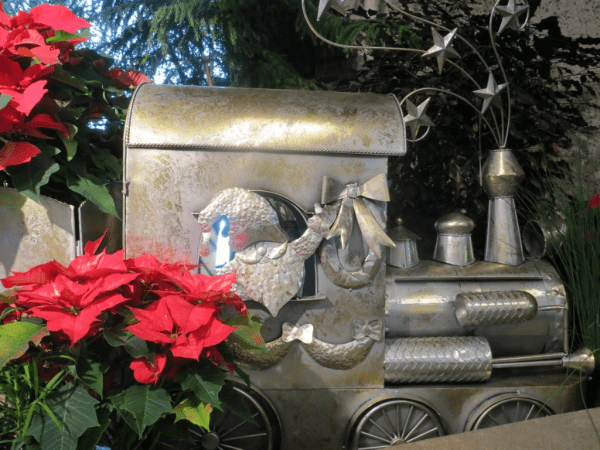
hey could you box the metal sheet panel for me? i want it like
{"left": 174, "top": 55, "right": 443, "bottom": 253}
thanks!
{"left": 260, "top": 371, "right": 584, "bottom": 450}
{"left": 125, "top": 85, "right": 406, "bottom": 156}
{"left": 124, "top": 149, "right": 388, "bottom": 261}
{"left": 385, "top": 260, "right": 567, "bottom": 357}
{"left": 0, "top": 188, "right": 76, "bottom": 287}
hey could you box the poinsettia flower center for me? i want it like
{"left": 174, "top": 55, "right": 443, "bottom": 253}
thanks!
{"left": 67, "top": 306, "right": 81, "bottom": 315}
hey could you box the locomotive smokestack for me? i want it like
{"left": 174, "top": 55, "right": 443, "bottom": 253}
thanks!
{"left": 482, "top": 148, "right": 525, "bottom": 265}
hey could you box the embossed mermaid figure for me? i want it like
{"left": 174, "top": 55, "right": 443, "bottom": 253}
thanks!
{"left": 195, "top": 188, "right": 336, "bottom": 316}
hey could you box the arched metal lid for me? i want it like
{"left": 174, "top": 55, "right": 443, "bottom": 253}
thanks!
{"left": 434, "top": 212, "right": 475, "bottom": 235}
{"left": 125, "top": 84, "right": 406, "bottom": 155}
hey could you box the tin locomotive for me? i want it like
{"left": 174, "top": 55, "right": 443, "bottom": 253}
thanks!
{"left": 123, "top": 84, "right": 592, "bottom": 450}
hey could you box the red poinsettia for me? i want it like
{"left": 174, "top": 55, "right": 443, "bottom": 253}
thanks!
{"left": 0, "top": 3, "right": 90, "bottom": 64}
{"left": 130, "top": 353, "right": 168, "bottom": 385}
{"left": 127, "top": 294, "right": 236, "bottom": 361}
{"left": 91, "top": 59, "right": 152, "bottom": 90}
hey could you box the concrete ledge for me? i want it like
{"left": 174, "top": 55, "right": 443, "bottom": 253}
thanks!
{"left": 399, "top": 408, "right": 600, "bottom": 450}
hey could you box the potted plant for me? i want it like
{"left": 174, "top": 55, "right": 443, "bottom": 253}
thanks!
{"left": 0, "top": 234, "right": 265, "bottom": 450}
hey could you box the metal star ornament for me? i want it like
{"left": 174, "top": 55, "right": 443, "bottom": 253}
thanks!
{"left": 317, "top": 0, "right": 346, "bottom": 21}
{"left": 473, "top": 73, "right": 508, "bottom": 114}
{"left": 422, "top": 28, "right": 461, "bottom": 74}
{"left": 495, "top": 0, "right": 529, "bottom": 34}
{"left": 404, "top": 98, "right": 435, "bottom": 140}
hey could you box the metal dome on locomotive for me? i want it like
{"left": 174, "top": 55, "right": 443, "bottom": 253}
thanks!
{"left": 124, "top": 84, "right": 406, "bottom": 155}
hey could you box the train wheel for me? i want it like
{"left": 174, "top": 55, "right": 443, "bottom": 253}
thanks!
{"left": 158, "top": 383, "right": 280, "bottom": 450}
{"left": 466, "top": 394, "right": 553, "bottom": 431}
{"left": 348, "top": 399, "right": 444, "bottom": 449}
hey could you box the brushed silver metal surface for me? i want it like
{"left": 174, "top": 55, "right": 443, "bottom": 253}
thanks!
{"left": 384, "top": 336, "right": 492, "bottom": 384}
{"left": 432, "top": 212, "right": 476, "bottom": 266}
{"left": 349, "top": 398, "right": 444, "bottom": 448}
{"left": 433, "top": 234, "right": 476, "bottom": 266}
{"left": 485, "top": 197, "right": 525, "bottom": 265}
{"left": 522, "top": 215, "right": 566, "bottom": 258}
{"left": 0, "top": 187, "right": 76, "bottom": 288}
{"left": 257, "top": 372, "right": 584, "bottom": 449}
{"left": 454, "top": 290, "right": 538, "bottom": 326}
{"left": 385, "top": 260, "right": 567, "bottom": 357}
{"left": 464, "top": 394, "right": 553, "bottom": 432}
{"left": 125, "top": 85, "right": 406, "bottom": 156}
{"left": 387, "top": 218, "right": 420, "bottom": 268}
{"left": 492, "top": 347, "right": 595, "bottom": 375}
{"left": 482, "top": 149, "right": 525, "bottom": 265}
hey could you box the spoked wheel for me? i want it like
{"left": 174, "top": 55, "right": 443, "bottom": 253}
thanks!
{"left": 466, "top": 394, "right": 553, "bottom": 431}
{"left": 348, "top": 399, "right": 444, "bottom": 449}
{"left": 159, "top": 384, "right": 280, "bottom": 450}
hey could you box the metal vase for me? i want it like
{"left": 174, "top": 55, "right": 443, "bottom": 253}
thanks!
{"left": 482, "top": 149, "right": 525, "bottom": 266}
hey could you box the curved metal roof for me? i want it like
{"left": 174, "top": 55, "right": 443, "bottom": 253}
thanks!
{"left": 125, "top": 84, "right": 406, "bottom": 156}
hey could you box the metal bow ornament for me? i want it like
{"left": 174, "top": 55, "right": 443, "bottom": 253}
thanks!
{"left": 281, "top": 323, "right": 314, "bottom": 344}
{"left": 321, "top": 174, "right": 395, "bottom": 259}
{"left": 352, "top": 319, "right": 383, "bottom": 341}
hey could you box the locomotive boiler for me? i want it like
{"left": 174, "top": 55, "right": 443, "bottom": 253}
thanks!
{"left": 122, "top": 84, "right": 593, "bottom": 450}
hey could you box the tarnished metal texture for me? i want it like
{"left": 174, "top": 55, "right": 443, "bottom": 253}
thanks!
{"left": 522, "top": 215, "right": 566, "bottom": 258}
{"left": 493, "top": 347, "right": 596, "bottom": 375}
{"left": 0, "top": 187, "right": 76, "bottom": 287}
{"left": 387, "top": 218, "right": 420, "bottom": 268}
{"left": 124, "top": 150, "right": 389, "bottom": 262}
{"left": 124, "top": 153, "right": 388, "bottom": 389}
{"left": 432, "top": 212, "right": 476, "bottom": 266}
{"left": 124, "top": 85, "right": 393, "bottom": 389}
{"left": 78, "top": 180, "right": 123, "bottom": 255}
{"left": 385, "top": 259, "right": 567, "bottom": 356}
{"left": 349, "top": 398, "right": 444, "bottom": 448}
{"left": 125, "top": 84, "right": 406, "bottom": 156}
{"left": 464, "top": 393, "right": 553, "bottom": 431}
{"left": 257, "top": 371, "right": 584, "bottom": 449}
{"left": 482, "top": 149, "right": 525, "bottom": 265}
{"left": 454, "top": 290, "right": 537, "bottom": 326}
{"left": 384, "top": 336, "right": 492, "bottom": 384}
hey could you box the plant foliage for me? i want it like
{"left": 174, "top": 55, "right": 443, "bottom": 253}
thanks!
{"left": 0, "top": 1, "right": 151, "bottom": 214}
{"left": 0, "top": 234, "right": 265, "bottom": 450}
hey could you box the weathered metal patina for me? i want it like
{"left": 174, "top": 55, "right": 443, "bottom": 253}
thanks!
{"left": 123, "top": 84, "right": 591, "bottom": 450}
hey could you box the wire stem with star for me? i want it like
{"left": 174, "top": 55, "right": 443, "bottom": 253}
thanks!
{"left": 307, "top": 0, "right": 531, "bottom": 149}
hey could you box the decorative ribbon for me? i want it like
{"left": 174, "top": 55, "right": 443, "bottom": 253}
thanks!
{"left": 281, "top": 323, "right": 314, "bottom": 344}
{"left": 321, "top": 173, "right": 395, "bottom": 259}
{"left": 352, "top": 319, "right": 383, "bottom": 341}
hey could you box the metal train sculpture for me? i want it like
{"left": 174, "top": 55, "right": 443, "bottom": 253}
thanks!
{"left": 122, "top": 83, "right": 594, "bottom": 450}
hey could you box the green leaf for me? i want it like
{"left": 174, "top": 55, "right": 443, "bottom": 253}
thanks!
{"left": 76, "top": 359, "right": 103, "bottom": 396}
{"left": 27, "top": 385, "right": 100, "bottom": 450}
{"left": 177, "top": 365, "right": 226, "bottom": 410}
{"left": 103, "top": 328, "right": 150, "bottom": 358}
{"left": 0, "top": 322, "right": 48, "bottom": 368}
{"left": 173, "top": 396, "right": 212, "bottom": 431}
{"left": 65, "top": 171, "right": 119, "bottom": 217}
{"left": 47, "top": 66, "right": 87, "bottom": 92}
{"left": 5, "top": 157, "right": 60, "bottom": 203}
{"left": 110, "top": 385, "right": 172, "bottom": 438}
{"left": 226, "top": 315, "right": 266, "bottom": 353}
{"left": 59, "top": 124, "right": 78, "bottom": 160}
{"left": 76, "top": 406, "right": 111, "bottom": 450}
{"left": 46, "top": 29, "right": 90, "bottom": 43}
{"left": 0, "top": 93, "right": 12, "bottom": 109}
